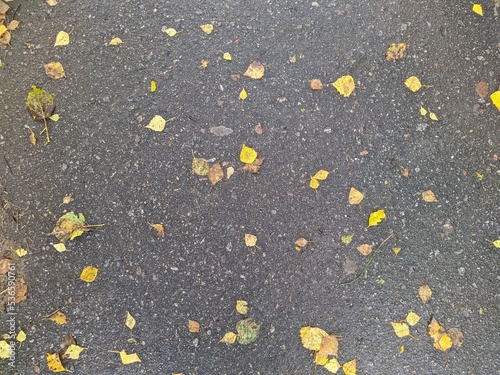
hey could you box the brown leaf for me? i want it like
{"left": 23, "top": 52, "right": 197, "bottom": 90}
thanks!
{"left": 188, "top": 319, "right": 200, "bottom": 333}
{"left": 254, "top": 123, "right": 263, "bottom": 135}
{"left": 357, "top": 244, "right": 373, "bottom": 255}
{"left": 447, "top": 327, "right": 464, "bottom": 347}
{"left": 419, "top": 284, "right": 432, "bottom": 304}
{"left": 295, "top": 238, "right": 309, "bottom": 248}
{"left": 309, "top": 79, "right": 323, "bottom": 90}
{"left": 7, "top": 20, "right": 19, "bottom": 31}
{"left": 243, "top": 61, "right": 265, "bottom": 79}
{"left": 208, "top": 163, "right": 224, "bottom": 185}
{"left": 29, "top": 129, "right": 37, "bottom": 145}
{"left": 60, "top": 334, "right": 76, "bottom": 352}
{"left": 44, "top": 61, "right": 66, "bottom": 79}
{"left": 0, "top": 258, "right": 12, "bottom": 275}
{"left": 475, "top": 81, "right": 488, "bottom": 99}
{"left": 238, "top": 157, "right": 265, "bottom": 173}
{"left": 230, "top": 74, "right": 240, "bottom": 82}
{"left": 14, "top": 278, "right": 27, "bottom": 303}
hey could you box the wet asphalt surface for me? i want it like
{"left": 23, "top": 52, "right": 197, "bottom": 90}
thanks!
{"left": 0, "top": 0, "right": 499, "bottom": 374}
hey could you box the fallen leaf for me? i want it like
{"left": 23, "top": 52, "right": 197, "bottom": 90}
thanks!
{"left": 476, "top": 172, "right": 483, "bottom": 180}
{"left": 490, "top": 90, "right": 500, "bottom": 111}
{"left": 15, "top": 248, "right": 28, "bottom": 257}
{"left": 404, "top": 76, "right": 422, "bottom": 92}
{"left": 192, "top": 156, "right": 209, "bottom": 176}
{"left": 29, "top": 129, "right": 37, "bottom": 145}
{"left": 357, "top": 244, "right": 373, "bottom": 256}
{"left": 239, "top": 88, "right": 248, "bottom": 100}
{"left": 428, "top": 317, "right": 445, "bottom": 341}
{"left": 309, "top": 79, "right": 323, "bottom": 90}
{"left": 236, "top": 318, "right": 260, "bottom": 344}
{"left": 208, "top": 163, "right": 224, "bottom": 185}
{"left": 49, "top": 114, "right": 60, "bottom": 121}
{"left": 240, "top": 144, "right": 257, "bottom": 164}
{"left": 341, "top": 235, "right": 353, "bottom": 245}
{"left": 145, "top": 115, "right": 166, "bottom": 132}
{"left": 54, "top": 31, "right": 69, "bottom": 46}
{"left": 368, "top": 209, "right": 386, "bottom": 227}
{"left": 422, "top": 190, "right": 438, "bottom": 202}
{"left": 200, "top": 23, "right": 213, "bottom": 34}
{"left": 150, "top": 80, "right": 156, "bottom": 92}
{"left": 223, "top": 52, "right": 232, "bottom": 61}
{"left": 429, "top": 112, "right": 438, "bottom": 121}
{"left": 472, "top": 3, "right": 483, "bottom": 16}
{"left": 48, "top": 311, "right": 67, "bottom": 325}
{"left": 342, "top": 359, "right": 357, "bottom": 375}
{"left": 313, "top": 170, "right": 329, "bottom": 180}
{"left": 0, "top": 341, "right": 11, "bottom": 359}
{"left": 393, "top": 247, "right": 401, "bottom": 256}
{"left": 324, "top": 358, "right": 341, "bottom": 373}
{"left": 487, "top": 239, "right": 500, "bottom": 248}
{"left": 315, "top": 335, "right": 339, "bottom": 363}
{"left": 332, "top": 75, "right": 355, "bottom": 97}
{"left": 188, "top": 319, "right": 200, "bottom": 333}
{"left": 309, "top": 177, "right": 320, "bottom": 190}
{"left": 125, "top": 311, "right": 136, "bottom": 330}
{"left": 108, "top": 37, "right": 123, "bottom": 45}
{"left": 475, "top": 81, "right": 488, "bottom": 98}
{"left": 420, "top": 106, "right": 427, "bottom": 116}
{"left": 434, "top": 332, "right": 453, "bottom": 351}
{"left": 51, "top": 212, "right": 92, "bottom": 243}
{"left": 62, "top": 195, "right": 73, "bottom": 204}
{"left": 200, "top": 59, "right": 209, "bottom": 71}
{"left": 236, "top": 300, "right": 248, "bottom": 315}
{"left": 239, "top": 157, "right": 264, "bottom": 173}
{"left": 400, "top": 345, "right": 405, "bottom": 353}
{"left": 26, "top": 86, "right": 55, "bottom": 121}
{"left": 148, "top": 223, "right": 165, "bottom": 237}
{"left": 14, "top": 278, "right": 27, "bottom": 303}
{"left": 80, "top": 266, "right": 98, "bottom": 282}
{"left": 46, "top": 353, "right": 66, "bottom": 372}
{"left": 52, "top": 243, "right": 67, "bottom": 252}
{"left": 447, "top": 327, "right": 464, "bottom": 347}
{"left": 210, "top": 125, "right": 233, "bottom": 136}
{"left": 220, "top": 331, "right": 237, "bottom": 344}
{"left": 300, "top": 326, "right": 328, "bottom": 351}
{"left": 243, "top": 61, "right": 265, "bottom": 79}
{"left": 119, "top": 350, "right": 141, "bottom": 364}
{"left": 386, "top": 42, "right": 407, "bottom": 61}
{"left": 46, "top": 0, "right": 58, "bottom": 6}
{"left": 60, "top": 334, "right": 76, "bottom": 353}
{"left": 295, "top": 238, "right": 309, "bottom": 248}
{"left": 0, "top": 258, "right": 10, "bottom": 274}
{"left": 244, "top": 233, "right": 258, "bottom": 247}
{"left": 391, "top": 322, "right": 410, "bottom": 338}
{"left": 348, "top": 187, "right": 363, "bottom": 205}
{"left": 226, "top": 166, "right": 234, "bottom": 179}
{"left": 63, "top": 344, "right": 87, "bottom": 359}
{"left": 418, "top": 284, "right": 432, "bottom": 304}
{"left": 406, "top": 312, "right": 420, "bottom": 326}
{"left": 164, "top": 28, "right": 177, "bottom": 37}
{"left": 7, "top": 20, "right": 19, "bottom": 31}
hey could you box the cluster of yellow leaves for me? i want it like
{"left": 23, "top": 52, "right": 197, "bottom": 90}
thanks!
{"left": 309, "top": 170, "right": 329, "bottom": 190}
{"left": 0, "top": 330, "right": 26, "bottom": 359}
{"left": 419, "top": 106, "right": 438, "bottom": 121}
{"left": 0, "top": 1, "right": 19, "bottom": 46}
{"left": 300, "top": 326, "right": 356, "bottom": 374}
{"left": 391, "top": 311, "right": 421, "bottom": 338}
{"left": 428, "top": 318, "right": 463, "bottom": 352}
{"left": 46, "top": 334, "right": 88, "bottom": 372}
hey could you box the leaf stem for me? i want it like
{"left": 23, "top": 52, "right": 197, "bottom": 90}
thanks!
{"left": 340, "top": 233, "right": 394, "bottom": 286}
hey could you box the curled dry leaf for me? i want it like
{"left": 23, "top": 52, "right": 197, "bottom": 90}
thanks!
{"left": 208, "top": 163, "right": 224, "bottom": 185}
{"left": 239, "top": 157, "right": 264, "bottom": 173}
{"left": 295, "top": 238, "right": 309, "bottom": 248}
{"left": 150, "top": 223, "right": 165, "bottom": 237}
{"left": 309, "top": 79, "right": 323, "bottom": 90}
{"left": 422, "top": 190, "right": 437, "bottom": 202}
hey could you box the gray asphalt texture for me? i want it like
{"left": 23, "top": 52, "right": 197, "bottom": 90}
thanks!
{"left": 1, "top": 0, "right": 499, "bottom": 374}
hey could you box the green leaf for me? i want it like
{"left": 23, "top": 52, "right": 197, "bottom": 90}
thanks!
{"left": 236, "top": 318, "right": 260, "bottom": 345}
{"left": 26, "top": 86, "right": 55, "bottom": 121}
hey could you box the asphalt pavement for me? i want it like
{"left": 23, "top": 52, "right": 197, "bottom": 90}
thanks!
{"left": 0, "top": 0, "right": 499, "bottom": 374}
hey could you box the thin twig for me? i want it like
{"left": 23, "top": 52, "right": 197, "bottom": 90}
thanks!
{"left": 341, "top": 233, "right": 394, "bottom": 285}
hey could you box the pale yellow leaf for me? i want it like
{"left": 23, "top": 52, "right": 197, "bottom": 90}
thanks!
{"left": 188, "top": 319, "right": 200, "bottom": 333}
{"left": 472, "top": 3, "right": 483, "bottom": 16}
{"left": 16, "top": 330, "right": 26, "bottom": 342}
{"left": 44, "top": 61, "right": 66, "bottom": 79}
{"left": 420, "top": 106, "right": 427, "bottom": 116}
{"left": 428, "top": 317, "right": 445, "bottom": 341}
{"left": 119, "top": 350, "right": 141, "bottom": 364}
{"left": 223, "top": 52, "right": 232, "bottom": 61}
{"left": 164, "top": 28, "right": 177, "bottom": 37}
{"left": 226, "top": 166, "right": 234, "bottom": 179}
{"left": 200, "top": 23, "right": 214, "bottom": 34}
{"left": 239, "top": 88, "right": 247, "bottom": 100}
{"left": 419, "top": 284, "right": 432, "bottom": 304}
{"left": 46, "top": 0, "right": 58, "bottom": 6}
{"left": 404, "top": 76, "right": 422, "bottom": 92}
{"left": 236, "top": 300, "right": 248, "bottom": 315}
{"left": 49, "top": 311, "right": 67, "bottom": 325}
{"left": 125, "top": 311, "right": 136, "bottom": 330}
{"left": 313, "top": 170, "right": 329, "bottom": 180}
{"left": 240, "top": 144, "right": 257, "bottom": 164}
{"left": 62, "top": 195, "right": 73, "bottom": 204}
{"left": 15, "top": 248, "right": 28, "bottom": 257}
{"left": 348, "top": 187, "right": 363, "bottom": 205}
{"left": 489, "top": 90, "right": 500, "bottom": 111}
{"left": 0, "top": 341, "right": 11, "bottom": 359}
{"left": 192, "top": 156, "right": 209, "bottom": 176}
{"left": 49, "top": 114, "right": 60, "bottom": 121}
{"left": 429, "top": 112, "right": 438, "bottom": 121}
{"left": 332, "top": 75, "right": 355, "bottom": 97}
{"left": 488, "top": 239, "right": 500, "bottom": 248}
{"left": 145, "top": 115, "right": 166, "bottom": 132}
{"left": 324, "top": 358, "right": 341, "bottom": 373}
{"left": 109, "top": 37, "right": 123, "bottom": 45}
{"left": 342, "top": 359, "right": 357, "bottom": 375}
{"left": 357, "top": 244, "right": 373, "bottom": 256}
{"left": 244, "top": 233, "right": 257, "bottom": 247}
{"left": 54, "top": 31, "right": 69, "bottom": 46}
{"left": 63, "top": 344, "right": 88, "bottom": 359}
{"left": 368, "top": 209, "right": 386, "bottom": 227}
{"left": 393, "top": 247, "right": 401, "bottom": 257}
{"left": 422, "top": 190, "right": 438, "bottom": 202}
{"left": 53, "top": 243, "right": 67, "bottom": 252}
{"left": 341, "top": 234, "right": 353, "bottom": 245}
{"left": 220, "top": 331, "right": 237, "bottom": 344}
{"left": 391, "top": 322, "right": 410, "bottom": 338}
{"left": 406, "top": 312, "right": 420, "bottom": 326}
{"left": 80, "top": 266, "right": 98, "bottom": 282}
{"left": 400, "top": 345, "right": 405, "bottom": 353}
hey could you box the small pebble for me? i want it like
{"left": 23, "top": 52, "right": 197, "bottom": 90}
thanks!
{"left": 458, "top": 267, "right": 465, "bottom": 276}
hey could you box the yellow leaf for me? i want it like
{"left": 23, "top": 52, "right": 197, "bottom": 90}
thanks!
{"left": 239, "top": 88, "right": 248, "bottom": 100}
{"left": 164, "top": 28, "right": 177, "bottom": 37}
{"left": 386, "top": 42, "right": 407, "bottom": 61}
{"left": 150, "top": 80, "right": 156, "bottom": 92}
{"left": 309, "top": 79, "right": 323, "bottom": 90}
{"left": 188, "top": 319, "right": 200, "bottom": 333}
{"left": 0, "top": 25, "right": 6, "bottom": 37}
{"left": 300, "top": 326, "right": 328, "bottom": 351}
{"left": 69, "top": 229, "right": 84, "bottom": 240}
{"left": 220, "top": 331, "right": 237, "bottom": 344}
{"left": 0, "top": 341, "right": 11, "bottom": 359}
{"left": 54, "top": 31, "right": 69, "bottom": 46}
{"left": 404, "top": 76, "right": 422, "bottom": 92}
{"left": 192, "top": 156, "right": 209, "bottom": 176}
{"left": 80, "top": 266, "right": 98, "bottom": 283}
{"left": 240, "top": 144, "right": 257, "bottom": 164}
{"left": 150, "top": 223, "right": 165, "bottom": 237}
{"left": 315, "top": 334, "right": 339, "bottom": 361}
{"left": 488, "top": 239, "right": 500, "bottom": 248}
{"left": 223, "top": 52, "right": 232, "bottom": 61}
{"left": 309, "top": 177, "right": 320, "bottom": 190}
{"left": 391, "top": 322, "right": 410, "bottom": 338}
{"left": 472, "top": 3, "right": 483, "bottom": 16}
{"left": 429, "top": 112, "right": 438, "bottom": 121}
{"left": 422, "top": 190, "right": 438, "bottom": 202}
{"left": 400, "top": 345, "right": 405, "bottom": 353}
{"left": 243, "top": 61, "right": 265, "bottom": 80}
{"left": 434, "top": 332, "right": 453, "bottom": 351}
{"left": 125, "top": 311, "right": 136, "bottom": 330}
{"left": 342, "top": 359, "right": 357, "bottom": 375}
{"left": 313, "top": 170, "right": 329, "bottom": 180}
{"left": 44, "top": 61, "right": 66, "bottom": 79}
{"left": 418, "top": 284, "right": 432, "bottom": 304}
{"left": 119, "top": 350, "right": 141, "bottom": 364}
{"left": 201, "top": 59, "right": 209, "bottom": 70}
{"left": 49, "top": 114, "right": 60, "bottom": 121}
{"left": 145, "top": 115, "right": 166, "bottom": 132}
{"left": 393, "top": 247, "right": 401, "bottom": 257}
{"left": 420, "top": 106, "right": 427, "bottom": 116}
{"left": 476, "top": 172, "right": 483, "bottom": 180}
{"left": 15, "top": 248, "right": 28, "bottom": 257}
{"left": 357, "top": 244, "right": 373, "bottom": 256}
{"left": 16, "top": 330, "right": 26, "bottom": 342}
{"left": 46, "top": 352, "right": 66, "bottom": 372}
{"left": 428, "top": 317, "right": 445, "bottom": 341}
{"left": 108, "top": 37, "right": 123, "bottom": 45}
{"left": 46, "top": 0, "right": 58, "bottom": 6}
{"left": 348, "top": 187, "right": 363, "bottom": 205}
{"left": 332, "top": 75, "right": 355, "bottom": 97}
{"left": 406, "top": 312, "right": 420, "bottom": 326}
{"left": 62, "top": 195, "right": 73, "bottom": 204}
{"left": 53, "top": 243, "right": 67, "bottom": 252}
{"left": 200, "top": 23, "right": 214, "bottom": 34}
{"left": 490, "top": 90, "right": 500, "bottom": 111}
{"left": 324, "top": 358, "right": 341, "bottom": 373}
{"left": 63, "top": 344, "right": 87, "bottom": 359}
{"left": 244, "top": 233, "right": 258, "bottom": 247}
{"left": 368, "top": 209, "right": 386, "bottom": 227}
{"left": 236, "top": 300, "right": 248, "bottom": 315}
{"left": 341, "top": 234, "right": 353, "bottom": 245}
